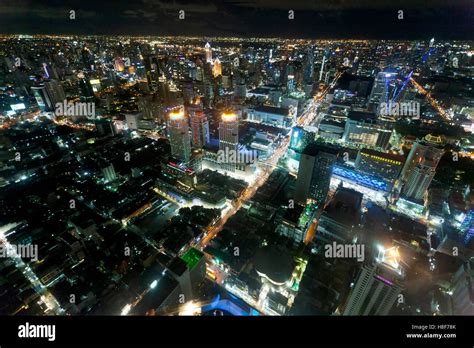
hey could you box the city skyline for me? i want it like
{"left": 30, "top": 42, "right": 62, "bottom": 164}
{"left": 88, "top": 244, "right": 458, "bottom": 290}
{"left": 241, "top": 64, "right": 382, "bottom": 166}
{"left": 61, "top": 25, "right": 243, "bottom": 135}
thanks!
{"left": 0, "top": 8, "right": 473, "bottom": 348}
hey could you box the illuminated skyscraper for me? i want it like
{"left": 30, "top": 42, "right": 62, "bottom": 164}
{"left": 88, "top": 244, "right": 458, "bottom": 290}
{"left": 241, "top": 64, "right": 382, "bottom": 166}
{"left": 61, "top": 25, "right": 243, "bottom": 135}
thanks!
{"left": 168, "top": 109, "right": 191, "bottom": 162}
{"left": 460, "top": 210, "right": 474, "bottom": 245}
{"left": 190, "top": 110, "right": 209, "bottom": 148}
{"left": 295, "top": 144, "right": 338, "bottom": 205}
{"left": 219, "top": 112, "right": 239, "bottom": 171}
{"left": 31, "top": 85, "right": 52, "bottom": 111}
{"left": 400, "top": 134, "right": 445, "bottom": 201}
{"left": 402, "top": 160, "right": 438, "bottom": 201}
{"left": 79, "top": 78, "right": 95, "bottom": 102}
{"left": 31, "top": 80, "right": 66, "bottom": 112}
{"left": 101, "top": 163, "right": 117, "bottom": 183}
{"left": 303, "top": 45, "right": 314, "bottom": 84}
{"left": 400, "top": 134, "right": 445, "bottom": 180}
{"left": 212, "top": 58, "right": 222, "bottom": 77}
{"left": 368, "top": 72, "right": 396, "bottom": 110}
{"left": 319, "top": 55, "right": 327, "bottom": 82}
{"left": 447, "top": 259, "right": 474, "bottom": 315}
{"left": 204, "top": 42, "right": 212, "bottom": 63}
{"left": 45, "top": 80, "right": 66, "bottom": 106}
{"left": 143, "top": 55, "right": 160, "bottom": 91}
{"left": 343, "top": 246, "right": 404, "bottom": 316}
{"left": 114, "top": 58, "right": 125, "bottom": 72}
{"left": 287, "top": 74, "right": 295, "bottom": 93}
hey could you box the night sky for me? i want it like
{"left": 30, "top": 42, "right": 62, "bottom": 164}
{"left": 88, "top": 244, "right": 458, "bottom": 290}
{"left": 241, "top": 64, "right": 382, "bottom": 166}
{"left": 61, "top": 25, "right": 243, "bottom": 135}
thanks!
{"left": 0, "top": 0, "right": 473, "bottom": 39}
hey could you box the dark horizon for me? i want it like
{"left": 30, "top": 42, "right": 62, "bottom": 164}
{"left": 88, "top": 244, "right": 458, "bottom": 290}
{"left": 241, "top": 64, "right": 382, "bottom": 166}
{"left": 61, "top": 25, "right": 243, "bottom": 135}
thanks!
{"left": 0, "top": 0, "right": 473, "bottom": 40}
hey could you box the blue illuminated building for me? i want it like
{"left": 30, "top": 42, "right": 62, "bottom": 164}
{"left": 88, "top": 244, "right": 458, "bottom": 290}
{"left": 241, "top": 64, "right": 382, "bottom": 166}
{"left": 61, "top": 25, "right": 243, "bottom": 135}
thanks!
{"left": 289, "top": 126, "right": 314, "bottom": 153}
{"left": 461, "top": 210, "right": 474, "bottom": 245}
{"left": 332, "top": 165, "right": 390, "bottom": 192}
{"left": 202, "top": 294, "right": 260, "bottom": 316}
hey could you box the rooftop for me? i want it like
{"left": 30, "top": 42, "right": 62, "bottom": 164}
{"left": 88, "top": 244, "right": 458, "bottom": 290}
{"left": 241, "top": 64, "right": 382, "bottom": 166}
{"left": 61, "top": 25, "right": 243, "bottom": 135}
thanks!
{"left": 181, "top": 248, "right": 204, "bottom": 270}
{"left": 254, "top": 105, "right": 288, "bottom": 116}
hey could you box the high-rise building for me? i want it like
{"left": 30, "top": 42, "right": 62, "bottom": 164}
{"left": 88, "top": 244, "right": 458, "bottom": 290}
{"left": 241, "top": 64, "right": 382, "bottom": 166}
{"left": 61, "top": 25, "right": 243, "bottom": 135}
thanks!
{"left": 343, "top": 246, "right": 404, "bottom": 315}
{"left": 446, "top": 259, "right": 474, "bottom": 315}
{"left": 212, "top": 58, "right": 222, "bottom": 77}
{"left": 368, "top": 72, "right": 396, "bottom": 110}
{"left": 316, "top": 187, "right": 363, "bottom": 243}
{"left": 157, "top": 75, "right": 170, "bottom": 104}
{"left": 402, "top": 160, "right": 438, "bottom": 201}
{"left": 295, "top": 143, "right": 338, "bottom": 205}
{"left": 204, "top": 42, "right": 212, "bottom": 63}
{"left": 31, "top": 85, "right": 53, "bottom": 111}
{"left": 143, "top": 55, "right": 161, "bottom": 91}
{"left": 31, "top": 80, "right": 66, "bottom": 112}
{"left": 81, "top": 47, "right": 94, "bottom": 70}
{"left": 287, "top": 74, "right": 296, "bottom": 93}
{"left": 167, "top": 109, "right": 191, "bottom": 162}
{"left": 303, "top": 46, "right": 314, "bottom": 84}
{"left": 460, "top": 210, "right": 474, "bottom": 246}
{"left": 289, "top": 126, "right": 315, "bottom": 153}
{"left": 114, "top": 58, "right": 125, "bottom": 72}
{"left": 400, "top": 134, "right": 445, "bottom": 201}
{"left": 43, "top": 62, "right": 59, "bottom": 80}
{"left": 219, "top": 112, "right": 239, "bottom": 172}
{"left": 319, "top": 55, "right": 326, "bottom": 82}
{"left": 101, "top": 163, "right": 117, "bottom": 183}
{"left": 79, "top": 78, "right": 95, "bottom": 102}
{"left": 45, "top": 80, "right": 66, "bottom": 106}
{"left": 190, "top": 110, "right": 209, "bottom": 148}
{"left": 138, "top": 94, "right": 161, "bottom": 121}
{"left": 400, "top": 134, "right": 445, "bottom": 181}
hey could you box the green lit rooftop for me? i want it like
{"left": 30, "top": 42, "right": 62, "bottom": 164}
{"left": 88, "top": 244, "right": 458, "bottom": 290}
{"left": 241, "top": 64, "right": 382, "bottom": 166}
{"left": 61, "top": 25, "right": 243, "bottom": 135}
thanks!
{"left": 181, "top": 248, "right": 204, "bottom": 270}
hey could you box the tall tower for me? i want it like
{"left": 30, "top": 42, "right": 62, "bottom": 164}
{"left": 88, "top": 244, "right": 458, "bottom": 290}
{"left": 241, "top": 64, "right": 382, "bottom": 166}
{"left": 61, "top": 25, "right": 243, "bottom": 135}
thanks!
{"left": 79, "top": 78, "right": 95, "bottom": 102}
{"left": 400, "top": 134, "right": 445, "bottom": 201}
{"left": 400, "top": 134, "right": 445, "bottom": 181}
{"left": 212, "top": 58, "right": 222, "bottom": 77}
{"left": 190, "top": 110, "right": 209, "bottom": 148}
{"left": 101, "top": 163, "right": 117, "bottom": 183}
{"left": 167, "top": 108, "right": 191, "bottom": 163}
{"left": 32, "top": 80, "right": 66, "bottom": 112}
{"left": 402, "top": 160, "right": 437, "bottom": 201}
{"left": 447, "top": 259, "right": 474, "bottom": 315}
{"left": 31, "top": 85, "right": 53, "bottom": 111}
{"left": 295, "top": 144, "right": 338, "bottom": 205}
{"left": 219, "top": 112, "right": 239, "bottom": 172}
{"left": 287, "top": 75, "right": 295, "bottom": 93}
{"left": 343, "top": 246, "right": 404, "bottom": 316}
{"left": 319, "top": 55, "right": 326, "bottom": 82}
{"left": 303, "top": 45, "right": 315, "bottom": 84}
{"left": 368, "top": 72, "right": 396, "bottom": 110}
{"left": 205, "top": 42, "right": 212, "bottom": 64}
